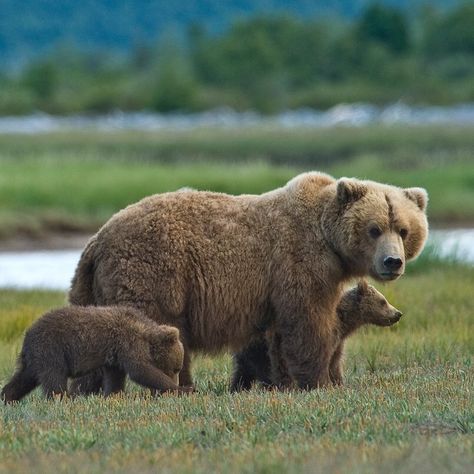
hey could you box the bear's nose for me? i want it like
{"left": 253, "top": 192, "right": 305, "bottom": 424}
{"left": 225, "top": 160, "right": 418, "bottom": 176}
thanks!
{"left": 383, "top": 256, "right": 403, "bottom": 271}
{"left": 395, "top": 311, "right": 403, "bottom": 319}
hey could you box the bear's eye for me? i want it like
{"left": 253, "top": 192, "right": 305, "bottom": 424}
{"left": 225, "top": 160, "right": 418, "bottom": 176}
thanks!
{"left": 369, "top": 226, "right": 382, "bottom": 239}
{"left": 400, "top": 228, "right": 408, "bottom": 239}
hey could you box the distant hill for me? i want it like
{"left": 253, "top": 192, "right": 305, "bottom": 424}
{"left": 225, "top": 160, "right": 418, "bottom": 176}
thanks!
{"left": 0, "top": 0, "right": 461, "bottom": 68}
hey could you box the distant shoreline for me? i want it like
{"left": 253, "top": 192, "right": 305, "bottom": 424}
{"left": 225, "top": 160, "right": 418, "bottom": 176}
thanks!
{"left": 0, "top": 233, "right": 92, "bottom": 252}
{"left": 2, "top": 103, "right": 474, "bottom": 134}
{"left": 0, "top": 223, "right": 473, "bottom": 252}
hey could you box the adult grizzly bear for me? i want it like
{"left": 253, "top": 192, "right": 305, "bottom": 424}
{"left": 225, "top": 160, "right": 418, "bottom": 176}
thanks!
{"left": 68, "top": 172, "right": 428, "bottom": 392}
{"left": 1, "top": 306, "right": 189, "bottom": 402}
{"left": 231, "top": 280, "right": 403, "bottom": 391}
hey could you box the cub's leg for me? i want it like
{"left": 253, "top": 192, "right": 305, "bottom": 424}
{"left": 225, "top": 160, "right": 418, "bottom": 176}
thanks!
{"left": 230, "top": 338, "right": 270, "bottom": 392}
{"left": 173, "top": 329, "right": 194, "bottom": 388}
{"left": 123, "top": 360, "right": 191, "bottom": 394}
{"left": 39, "top": 367, "right": 68, "bottom": 399}
{"left": 68, "top": 369, "right": 103, "bottom": 396}
{"left": 267, "top": 331, "right": 293, "bottom": 389}
{"left": 179, "top": 344, "right": 193, "bottom": 388}
{"left": 1, "top": 365, "right": 38, "bottom": 403}
{"left": 230, "top": 353, "right": 255, "bottom": 392}
{"left": 329, "top": 343, "right": 344, "bottom": 386}
{"left": 102, "top": 366, "right": 126, "bottom": 396}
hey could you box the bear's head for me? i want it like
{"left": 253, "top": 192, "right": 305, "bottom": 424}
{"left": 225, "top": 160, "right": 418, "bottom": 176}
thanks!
{"left": 340, "top": 280, "right": 402, "bottom": 327}
{"left": 149, "top": 325, "right": 184, "bottom": 385}
{"left": 322, "top": 177, "right": 428, "bottom": 281}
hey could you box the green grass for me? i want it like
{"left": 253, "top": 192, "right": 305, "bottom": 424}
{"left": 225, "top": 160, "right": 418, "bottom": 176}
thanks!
{"left": 0, "top": 125, "right": 474, "bottom": 239}
{"left": 2, "top": 126, "right": 474, "bottom": 165}
{"left": 0, "top": 160, "right": 295, "bottom": 237}
{"left": 1, "top": 265, "right": 473, "bottom": 473}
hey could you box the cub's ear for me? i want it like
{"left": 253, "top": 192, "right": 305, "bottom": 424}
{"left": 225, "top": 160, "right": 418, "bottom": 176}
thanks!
{"left": 356, "top": 279, "right": 369, "bottom": 295}
{"left": 337, "top": 178, "right": 367, "bottom": 206}
{"left": 404, "top": 187, "right": 428, "bottom": 212}
{"left": 159, "top": 326, "right": 180, "bottom": 345}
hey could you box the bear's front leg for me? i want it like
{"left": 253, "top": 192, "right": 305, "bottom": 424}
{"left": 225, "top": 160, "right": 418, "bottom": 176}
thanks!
{"left": 275, "top": 301, "right": 337, "bottom": 390}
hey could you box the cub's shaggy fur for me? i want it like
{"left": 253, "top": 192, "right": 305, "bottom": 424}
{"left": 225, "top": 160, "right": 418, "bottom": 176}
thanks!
{"left": 1, "top": 306, "right": 189, "bottom": 402}
{"left": 328, "top": 280, "right": 402, "bottom": 385}
{"left": 231, "top": 281, "right": 402, "bottom": 390}
{"left": 69, "top": 172, "right": 428, "bottom": 392}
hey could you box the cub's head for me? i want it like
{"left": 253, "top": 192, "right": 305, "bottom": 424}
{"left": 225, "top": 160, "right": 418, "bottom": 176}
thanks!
{"left": 323, "top": 178, "right": 428, "bottom": 281}
{"left": 149, "top": 325, "right": 184, "bottom": 385}
{"left": 341, "top": 280, "right": 402, "bottom": 327}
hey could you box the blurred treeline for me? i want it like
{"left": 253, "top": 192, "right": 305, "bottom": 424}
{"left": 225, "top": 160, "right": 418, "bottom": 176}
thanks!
{"left": 1, "top": 3, "right": 473, "bottom": 115}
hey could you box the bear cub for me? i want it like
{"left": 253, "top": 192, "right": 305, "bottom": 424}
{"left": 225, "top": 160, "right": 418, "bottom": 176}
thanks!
{"left": 231, "top": 280, "right": 402, "bottom": 390}
{"left": 327, "top": 280, "right": 403, "bottom": 385}
{"left": 2, "top": 305, "right": 192, "bottom": 403}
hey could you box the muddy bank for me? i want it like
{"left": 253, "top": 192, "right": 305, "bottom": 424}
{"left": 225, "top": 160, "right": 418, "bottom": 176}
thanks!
{"left": 0, "top": 233, "right": 92, "bottom": 252}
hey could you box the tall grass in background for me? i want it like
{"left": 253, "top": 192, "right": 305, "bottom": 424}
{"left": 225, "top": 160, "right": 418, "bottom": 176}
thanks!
{"left": 1, "top": 126, "right": 474, "bottom": 238}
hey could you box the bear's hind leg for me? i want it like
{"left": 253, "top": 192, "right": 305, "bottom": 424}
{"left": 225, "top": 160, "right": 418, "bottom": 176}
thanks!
{"left": 1, "top": 366, "right": 38, "bottom": 403}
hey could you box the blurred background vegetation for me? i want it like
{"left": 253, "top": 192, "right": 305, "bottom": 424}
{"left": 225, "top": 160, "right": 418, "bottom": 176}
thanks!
{"left": 0, "top": 0, "right": 473, "bottom": 238}
{"left": 1, "top": 1, "right": 473, "bottom": 114}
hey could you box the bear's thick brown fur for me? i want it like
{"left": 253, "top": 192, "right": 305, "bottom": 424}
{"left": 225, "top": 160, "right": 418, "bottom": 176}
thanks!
{"left": 69, "top": 172, "right": 428, "bottom": 391}
{"left": 230, "top": 281, "right": 402, "bottom": 390}
{"left": 231, "top": 281, "right": 402, "bottom": 390}
{"left": 1, "top": 306, "right": 190, "bottom": 402}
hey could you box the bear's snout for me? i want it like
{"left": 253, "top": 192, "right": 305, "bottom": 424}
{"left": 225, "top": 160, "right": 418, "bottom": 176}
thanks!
{"left": 379, "top": 254, "right": 405, "bottom": 280}
{"left": 386, "top": 310, "right": 403, "bottom": 325}
{"left": 383, "top": 256, "right": 403, "bottom": 272}
{"left": 393, "top": 310, "right": 403, "bottom": 321}
{"left": 372, "top": 233, "right": 406, "bottom": 281}
{"left": 378, "top": 310, "right": 402, "bottom": 326}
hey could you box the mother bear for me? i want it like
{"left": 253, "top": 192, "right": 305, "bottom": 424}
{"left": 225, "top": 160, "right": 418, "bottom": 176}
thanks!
{"left": 69, "top": 172, "right": 428, "bottom": 392}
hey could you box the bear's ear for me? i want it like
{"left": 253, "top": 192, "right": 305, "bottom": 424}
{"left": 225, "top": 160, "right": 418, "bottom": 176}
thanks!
{"left": 337, "top": 178, "right": 367, "bottom": 206}
{"left": 159, "top": 326, "right": 180, "bottom": 345}
{"left": 404, "top": 187, "right": 428, "bottom": 212}
{"left": 357, "top": 279, "right": 369, "bottom": 295}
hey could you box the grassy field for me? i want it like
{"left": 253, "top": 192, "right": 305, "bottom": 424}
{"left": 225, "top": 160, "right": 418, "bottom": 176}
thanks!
{"left": 1, "top": 262, "right": 473, "bottom": 473}
{"left": 1, "top": 125, "right": 474, "bottom": 239}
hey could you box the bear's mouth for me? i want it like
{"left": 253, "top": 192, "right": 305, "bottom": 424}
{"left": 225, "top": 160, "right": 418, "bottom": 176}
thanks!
{"left": 379, "top": 271, "right": 402, "bottom": 281}
{"left": 379, "top": 315, "right": 402, "bottom": 326}
{"left": 371, "top": 268, "right": 403, "bottom": 281}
